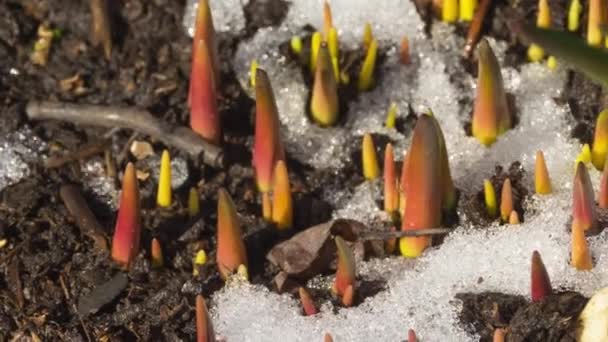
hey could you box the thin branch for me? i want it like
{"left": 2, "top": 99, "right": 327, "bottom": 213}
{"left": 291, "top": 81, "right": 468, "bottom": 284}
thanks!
{"left": 59, "top": 184, "right": 109, "bottom": 253}
{"left": 89, "top": 0, "right": 112, "bottom": 60}
{"left": 26, "top": 101, "right": 224, "bottom": 168}
{"left": 60, "top": 274, "right": 93, "bottom": 342}
{"left": 44, "top": 139, "right": 109, "bottom": 168}
{"left": 360, "top": 228, "right": 453, "bottom": 241}
{"left": 463, "top": 0, "right": 492, "bottom": 59}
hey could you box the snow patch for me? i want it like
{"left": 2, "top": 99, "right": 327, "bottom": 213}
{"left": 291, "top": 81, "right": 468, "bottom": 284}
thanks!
{"left": 212, "top": 0, "right": 601, "bottom": 340}
{"left": 183, "top": 0, "right": 248, "bottom": 37}
{"left": 0, "top": 127, "right": 47, "bottom": 192}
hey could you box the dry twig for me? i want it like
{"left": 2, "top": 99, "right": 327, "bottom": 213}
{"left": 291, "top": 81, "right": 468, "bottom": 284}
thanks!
{"left": 360, "top": 227, "right": 453, "bottom": 241}
{"left": 463, "top": 0, "right": 492, "bottom": 59}
{"left": 27, "top": 101, "right": 224, "bottom": 168}
{"left": 59, "top": 184, "right": 109, "bottom": 253}
{"left": 44, "top": 140, "right": 109, "bottom": 168}
{"left": 89, "top": 0, "right": 112, "bottom": 60}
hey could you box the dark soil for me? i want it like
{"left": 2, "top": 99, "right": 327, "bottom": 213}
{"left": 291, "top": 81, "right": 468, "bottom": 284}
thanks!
{"left": 0, "top": 0, "right": 601, "bottom": 340}
{"left": 456, "top": 291, "right": 587, "bottom": 341}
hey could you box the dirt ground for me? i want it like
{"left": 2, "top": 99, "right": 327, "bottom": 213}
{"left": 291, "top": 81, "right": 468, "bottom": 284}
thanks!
{"left": 0, "top": 0, "right": 601, "bottom": 340}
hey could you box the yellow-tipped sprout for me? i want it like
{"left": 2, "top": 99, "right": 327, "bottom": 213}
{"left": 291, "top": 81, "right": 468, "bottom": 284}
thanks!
{"left": 362, "top": 133, "right": 380, "bottom": 180}
{"left": 157, "top": 150, "right": 172, "bottom": 208}
{"left": 262, "top": 192, "right": 272, "bottom": 222}
{"left": 528, "top": 0, "right": 551, "bottom": 62}
{"left": 310, "top": 32, "right": 322, "bottom": 72}
{"left": 357, "top": 39, "right": 378, "bottom": 91}
{"left": 568, "top": 0, "right": 582, "bottom": 32}
{"left": 310, "top": 43, "right": 339, "bottom": 126}
{"left": 291, "top": 36, "right": 303, "bottom": 55}
{"left": 363, "top": 23, "right": 373, "bottom": 50}
{"left": 575, "top": 143, "right": 593, "bottom": 169}
{"left": 188, "top": 187, "right": 200, "bottom": 217}
{"left": 328, "top": 27, "right": 340, "bottom": 79}
{"left": 547, "top": 56, "right": 557, "bottom": 69}
{"left": 442, "top": 0, "right": 458, "bottom": 23}
{"left": 385, "top": 102, "right": 397, "bottom": 129}
{"left": 459, "top": 0, "right": 476, "bottom": 21}
{"left": 236, "top": 264, "right": 249, "bottom": 280}
{"left": 592, "top": 109, "right": 608, "bottom": 170}
{"left": 587, "top": 0, "right": 604, "bottom": 46}
{"left": 327, "top": 27, "right": 339, "bottom": 61}
{"left": 151, "top": 238, "right": 163, "bottom": 268}
{"left": 331, "top": 57, "right": 340, "bottom": 81}
{"left": 250, "top": 59, "right": 258, "bottom": 87}
{"left": 484, "top": 179, "right": 497, "bottom": 218}
{"left": 192, "top": 249, "right": 208, "bottom": 276}
{"left": 323, "top": 1, "right": 333, "bottom": 38}
{"left": 535, "top": 150, "right": 552, "bottom": 195}
{"left": 500, "top": 178, "right": 514, "bottom": 222}
{"left": 508, "top": 210, "right": 520, "bottom": 225}
{"left": 271, "top": 160, "right": 293, "bottom": 230}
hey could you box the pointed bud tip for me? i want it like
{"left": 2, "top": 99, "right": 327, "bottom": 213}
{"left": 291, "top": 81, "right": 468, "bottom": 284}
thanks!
{"left": 592, "top": 109, "right": 608, "bottom": 170}
{"left": 493, "top": 328, "right": 506, "bottom": 342}
{"left": 156, "top": 149, "right": 172, "bottom": 208}
{"left": 151, "top": 238, "right": 163, "bottom": 268}
{"left": 311, "top": 42, "right": 339, "bottom": 126}
{"left": 188, "top": 187, "right": 200, "bottom": 217}
{"left": 500, "top": 178, "right": 513, "bottom": 222}
{"left": 217, "top": 188, "right": 248, "bottom": 279}
{"left": 535, "top": 150, "right": 552, "bottom": 194}
{"left": 357, "top": 39, "right": 378, "bottom": 91}
{"left": 571, "top": 223, "right": 593, "bottom": 271}
{"left": 472, "top": 39, "right": 511, "bottom": 146}
{"left": 484, "top": 179, "right": 498, "bottom": 218}
{"left": 190, "top": 39, "right": 220, "bottom": 144}
{"left": 334, "top": 236, "right": 356, "bottom": 296}
{"left": 342, "top": 284, "right": 355, "bottom": 307}
{"left": 384, "top": 143, "right": 398, "bottom": 213}
{"left": 196, "top": 294, "right": 215, "bottom": 342}
{"left": 572, "top": 161, "right": 598, "bottom": 233}
{"left": 253, "top": 68, "right": 285, "bottom": 192}
{"left": 362, "top": 134, "right": 380, "bottom": 180}
{"left": 299, "top": 287, "right": 318, "bottom": 316}
{"left": 111, "top": 162, "right": 141, "bottom": 269}
{"left": 408, "top": 329, "right": 417, "bottom": 342}
{"left": 508, "top": 210, "right": 520, "bottom": 224}
{"left": 271, "top": 160, "right": 293, "bottom": 230}
{"left": 599, "top": 155, "right": 608, "bottom": 209}
{"left": 531, "top": 250, "right": 552, "bottom": 301}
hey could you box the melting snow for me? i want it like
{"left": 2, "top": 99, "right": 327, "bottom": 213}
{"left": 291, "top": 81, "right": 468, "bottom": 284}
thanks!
{"left": 183, "top": 0, "right": 248, "bottom": 36}
{"left": 0, "top": 127, "right": 47, "bottom": 192}
{"left": 214, "top": 0, "right": 601, "bottom": 341}
{"left": 0, "top": 1, "right": 594, "bottom": 340}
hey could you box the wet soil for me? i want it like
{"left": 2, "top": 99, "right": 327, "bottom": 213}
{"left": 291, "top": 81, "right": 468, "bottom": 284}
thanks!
{"left": 456, "top": 291, "right": 587, "bottom": 341}
{"left": 0, "top": 0, "right": 602, "bottom": 340}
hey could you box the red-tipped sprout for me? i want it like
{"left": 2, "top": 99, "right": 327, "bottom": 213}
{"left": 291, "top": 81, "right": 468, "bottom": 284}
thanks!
{"left": 253, "top": 69, "right": 285, "bottom": 193}
{"left": 408, "top": 329, "right": 417, "bottom": 342}
{"left": 216, "top": 188, "right": 248, "bottom": 279}
{"left": 572, "top": 162, "right": 598, "bottom": 233}
{"left": 400, "top": 114, "right": 442, "bottom": 258}
{"left": 299, "top": 287, "right": 318, "bottom": 316}
{"left": 190, "top": 39, "right": 221, "bottom": 144}
{"left": 531, "top": 250, "right": 552, "bottom": 302}
{"left": 333, "top": 236, "right": 356, "bottom": 307}
{"left": 196, "top": 295, "right": 215, "bottom": 342}
{"left": 190, "top": 0, "right": 220, "bottom": 99}
{"left": 111, "top": 163, "right": 141, "bottom": 269}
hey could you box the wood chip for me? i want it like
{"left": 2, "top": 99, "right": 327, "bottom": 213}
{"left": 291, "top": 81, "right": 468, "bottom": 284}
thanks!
{"left": 77, "top": 272, "right": 128, "bottom": 316}
{"left": 129, "top": 140, "right": 154, "bottom": 160}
